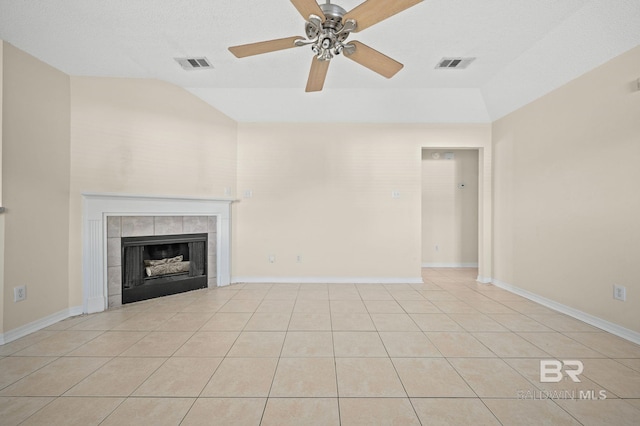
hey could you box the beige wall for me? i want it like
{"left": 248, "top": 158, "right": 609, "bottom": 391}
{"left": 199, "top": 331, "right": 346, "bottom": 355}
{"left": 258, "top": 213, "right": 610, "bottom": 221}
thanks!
{"left": 0, "top": 41, "right": 3, "bottom": 202}
{"left": 422, "top": 149, "right": 479, "bottom": 266}
{"left": 0, "top": 41, "right": 4, "bottom": 332}
{"left": 234, "top": 124, "right": 490, "bottom": 281}
{"left": 69, "top": 77, "right": 238, "bottom": 306}
{"left": 1, "top": 42, "right": 71, "bottom": 331}
{"left": 493, "top": 45, "right": 640, "bottom": 332}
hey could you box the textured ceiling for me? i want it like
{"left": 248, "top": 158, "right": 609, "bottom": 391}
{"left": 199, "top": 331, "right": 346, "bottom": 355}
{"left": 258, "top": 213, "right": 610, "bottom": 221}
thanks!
{"left": 1, "top": 0, "right": 639, "bottom": 123}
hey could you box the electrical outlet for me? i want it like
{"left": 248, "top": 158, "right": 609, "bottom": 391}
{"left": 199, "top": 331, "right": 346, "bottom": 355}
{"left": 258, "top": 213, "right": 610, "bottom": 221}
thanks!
{"left": 268, "top": 255, "right": 275, "bottom": 263}
{"left": 613, "top": 285, "right": 626, "bottom": 301}
{"left": 296, "top": 255, "right": 302, "bottom": 263}
{"left": 14, "top": 286, "right": 26, "bottom": 302}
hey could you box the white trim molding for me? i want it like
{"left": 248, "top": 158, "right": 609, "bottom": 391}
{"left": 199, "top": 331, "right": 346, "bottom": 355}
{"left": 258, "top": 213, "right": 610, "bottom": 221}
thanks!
{"left": 82, "top": 193, "right": 234, "bottom": 314}
{"left": 0, "top": 306, "right": 83, "bottom": 345}
{"left": 233, "top": 276, "right": 424, "bottom": 285}
{"left": 422, "top": 263, "right": 479, "bottom": 268}
{"left": 492, "top": 278, "right": 640, "bottom": 345}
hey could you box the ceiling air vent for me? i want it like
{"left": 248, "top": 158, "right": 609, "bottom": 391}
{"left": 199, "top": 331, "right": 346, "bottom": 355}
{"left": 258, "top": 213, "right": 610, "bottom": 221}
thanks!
{"left": 435, "top": 57, "right": 475, "bottom": 69}
{"left": 174, "top": 57, "right": 213, "bottom": 70}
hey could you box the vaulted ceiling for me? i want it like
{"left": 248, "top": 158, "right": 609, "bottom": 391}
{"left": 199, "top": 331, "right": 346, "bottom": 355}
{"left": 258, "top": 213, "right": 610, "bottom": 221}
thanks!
{"left": 1, "top": 0, "right": 639, "bottom": 123}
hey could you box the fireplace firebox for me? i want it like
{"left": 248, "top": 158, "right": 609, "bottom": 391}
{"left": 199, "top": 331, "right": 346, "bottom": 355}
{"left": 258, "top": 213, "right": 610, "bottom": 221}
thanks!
{"left": 121, "top": 233, "right": 207, "bottom": 304}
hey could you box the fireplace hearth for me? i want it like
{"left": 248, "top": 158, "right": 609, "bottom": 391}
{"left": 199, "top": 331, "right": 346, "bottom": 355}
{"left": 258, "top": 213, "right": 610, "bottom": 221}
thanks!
{"left": 121, "top": 233, "right": 207, "bottom": 304}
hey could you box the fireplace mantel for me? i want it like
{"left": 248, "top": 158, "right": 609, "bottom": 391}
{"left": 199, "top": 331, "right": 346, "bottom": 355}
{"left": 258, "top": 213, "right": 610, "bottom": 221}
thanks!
{"left": 82, "top": 193, "right": 233, "bottom": 314}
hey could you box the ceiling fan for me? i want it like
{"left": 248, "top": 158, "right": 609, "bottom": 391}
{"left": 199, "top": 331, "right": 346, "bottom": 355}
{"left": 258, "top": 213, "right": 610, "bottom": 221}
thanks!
{"left": 228, "top": 0, "right": 423, "bottom": 92}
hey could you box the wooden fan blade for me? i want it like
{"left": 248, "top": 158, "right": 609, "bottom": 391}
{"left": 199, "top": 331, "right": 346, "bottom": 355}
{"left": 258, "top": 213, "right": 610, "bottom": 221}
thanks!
{"left": 290, "top": 0, "right": 325, "bottom": 21}
{"left": 344, "top": 41, "right": 403, "bottom": 78}
{"left": 343, "top": 0, "right": 423, "bottom": 32}
{"left": 229, "top": 36, "right": 302, "bottom": 58}
{"left": 306, "top": 57, "right": 330, "bottom": 92}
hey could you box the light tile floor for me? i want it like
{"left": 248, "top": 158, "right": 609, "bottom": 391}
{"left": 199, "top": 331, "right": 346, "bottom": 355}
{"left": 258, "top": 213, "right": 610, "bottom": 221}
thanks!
{"left": 1, "top": 268, "right": 639, "bottom": 425}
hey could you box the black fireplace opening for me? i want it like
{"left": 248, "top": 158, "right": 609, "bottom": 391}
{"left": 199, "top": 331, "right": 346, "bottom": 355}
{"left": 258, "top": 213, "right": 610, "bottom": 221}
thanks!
{"left": 121, "top": 233, "right": 207, "bottom": 304}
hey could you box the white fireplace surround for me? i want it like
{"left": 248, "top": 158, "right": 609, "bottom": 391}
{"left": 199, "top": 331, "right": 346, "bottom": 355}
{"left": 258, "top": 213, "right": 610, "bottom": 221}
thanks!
{"left": 82, "top": 193, "right": 233, "bottom": 314}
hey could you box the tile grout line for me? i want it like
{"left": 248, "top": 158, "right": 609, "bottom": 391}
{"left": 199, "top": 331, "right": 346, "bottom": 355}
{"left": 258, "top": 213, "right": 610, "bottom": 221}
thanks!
{"left": 329, "top": 289, "right": 342, "bottom": 426}
{"left": 258, "top": 292, "right": 295, "bottom": 425}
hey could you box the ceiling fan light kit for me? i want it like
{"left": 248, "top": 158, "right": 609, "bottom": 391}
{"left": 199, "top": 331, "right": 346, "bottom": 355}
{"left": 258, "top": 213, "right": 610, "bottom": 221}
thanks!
{"left": 228, "top": 0, "right": 423, "bottom": 92}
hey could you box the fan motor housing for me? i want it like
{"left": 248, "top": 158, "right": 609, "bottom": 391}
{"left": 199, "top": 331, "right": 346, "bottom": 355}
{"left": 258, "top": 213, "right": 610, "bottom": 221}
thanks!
{"left": 306, "top": 3, "right": 350, "bottom": 43}
{"left": 305, "top": 3, "right": 348, "bottom": 40}
{"left": 321, "top": 3, "right": 347, "bottom": 28}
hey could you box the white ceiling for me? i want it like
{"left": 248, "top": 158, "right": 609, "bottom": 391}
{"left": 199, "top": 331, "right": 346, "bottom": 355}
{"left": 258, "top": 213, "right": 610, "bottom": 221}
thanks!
{"left": 1, "top": 0, "right": 639, "bottom": 123}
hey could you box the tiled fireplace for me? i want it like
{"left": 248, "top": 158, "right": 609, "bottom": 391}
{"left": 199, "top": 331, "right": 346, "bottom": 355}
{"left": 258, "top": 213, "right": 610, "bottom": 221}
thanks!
{"left": 106, "top": 215, "right": 217, "bottom": 308}
{"left": 82, "top": 194, "right": 232, "bottom": 314}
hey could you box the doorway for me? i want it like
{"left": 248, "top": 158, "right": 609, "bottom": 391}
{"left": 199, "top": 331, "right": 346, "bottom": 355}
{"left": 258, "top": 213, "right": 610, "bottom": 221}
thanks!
{"left": 421, "top": 148, "right": 480, "bottom": 270}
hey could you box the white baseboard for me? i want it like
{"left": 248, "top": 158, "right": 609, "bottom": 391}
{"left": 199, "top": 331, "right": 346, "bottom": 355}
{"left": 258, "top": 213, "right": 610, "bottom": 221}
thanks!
{"left": 232, "top": 276, "right": 424, "bottom": 285}
{"left": 477, "top": 275, "right": 492, "bottom": 284}
{"left": 422, "top": 263, "right": 479, "bottom": 268}
{"left": 0, "top": 306, "right": 83, "bottom": 346}
{"left": 492, "top": 278, "right": 640, "bottom": 345}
